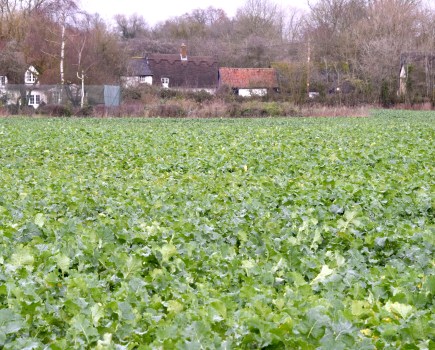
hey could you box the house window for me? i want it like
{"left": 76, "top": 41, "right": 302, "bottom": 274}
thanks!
{"left": 29, "top": 94, "right": 41, "bottom": 106}
{"left": 25, "top": 70, "right": 36, "bottom": 84}
{"left": 0, "top": 76, "right": 6, "bottom": 86}
{"left": 139, "top": 75, "right": 147, "bottom": 83}
{"left": 161, "top": 77, "right": 169, "bottom": 88}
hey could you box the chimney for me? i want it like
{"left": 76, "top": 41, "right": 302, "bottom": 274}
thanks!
{"left": 180, "top": 43, "right": 187, "bottom": 61}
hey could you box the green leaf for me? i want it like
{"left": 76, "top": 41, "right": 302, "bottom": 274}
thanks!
{"left": 311, "top": 265, "right": 334, "bottom": 285}
{"left": 34, "top": 213, "right": 45, "bottom": 228}
{"left": 165, "top": 300, "right": 184, "bottom": 314}
{"left": 55, "top": 254, "right": 71, "bottom": 272}
{"left": 10, "top": 247, "right": 34, "bottom": 269}
{"left": 96, "top": 333, "right": 113, "bottom": 349}
{"left": 424, "top": 275, "right": 435, "bottom": 295}
{"left": 210, "top": 300, "right": 227, "bottom": 320}
{"left": 122, "top": 255, "right": 142, "bottom": 279}
{"left": 70, "top": 314, "right": 99, "bottom": 344}
{"left": 160, "top": 243, "right": 178, "bottom": 263}
{"left": 242, "top": 259, "right": 256, "bottom": 270}
{"left": 351, "top": 300, "right": 371, "bottom": 317}
{"left": 289, "top": 271, "right": 307, "bottom": 286}
{"left": 384, "top": 301, "right": 414, "bottom": 319}
{"left": 118, "top": 302, "right": 135, "bottom": 321}
{"left": 0, "top": 309, "right": 24, "bottom": 334}
{"left": 297, "top": 306, "right": 330, "bottom": 340}
{"left": 90, "top": 304, "right": 105, "bottom": 327}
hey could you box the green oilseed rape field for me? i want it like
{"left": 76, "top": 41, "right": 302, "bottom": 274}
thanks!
{"left": 0, "top": 110, "right": 434, "bottom": 349}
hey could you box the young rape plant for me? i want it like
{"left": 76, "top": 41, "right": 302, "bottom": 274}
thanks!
{"left": 0, "top": 111, "right": 434, "bottom": 349}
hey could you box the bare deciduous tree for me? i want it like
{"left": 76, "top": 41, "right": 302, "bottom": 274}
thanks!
{"left": 115, "top": 13, "right": 149, "bottom": 40}
{"left": 235, "top": 0, "right": 282, "bottom": 37}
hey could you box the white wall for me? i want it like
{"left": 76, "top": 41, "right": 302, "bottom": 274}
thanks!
{"left": 121, "top": 76, "right": 153, "bottom": 88}
{"left": 28, "top": 92, "right": 47, "bottom": 108}
{"left": 1, "top": 90, "right": 47, "bottom": 108}
{"left": 238, "top": 88, "right": 267, "bottom": 97}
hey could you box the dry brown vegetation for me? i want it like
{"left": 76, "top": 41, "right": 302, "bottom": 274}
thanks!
{"left": 2, "top": 84, "right": 432, "bottom": 118}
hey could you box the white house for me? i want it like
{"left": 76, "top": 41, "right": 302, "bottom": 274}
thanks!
{"left": 0, "top": 65, "right": 47, "bottom": 108}
{"left": 121, "top": 57, "right": 153, "bottom": 87}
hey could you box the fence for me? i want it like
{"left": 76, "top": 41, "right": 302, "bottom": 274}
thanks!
{"left": 0, "top": 84, "right": 121, "bottom": 109}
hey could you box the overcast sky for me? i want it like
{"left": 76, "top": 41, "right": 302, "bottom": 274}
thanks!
{"left": 80, "top": 0, "right": 311, "bottom": 26}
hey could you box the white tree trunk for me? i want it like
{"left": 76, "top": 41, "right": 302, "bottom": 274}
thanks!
{"left": 77, "top": 70, "right": 85, "bottom": 108}
{"left": 59, "top": 22, "right": 65, "bottom": 103}
{"left": 81, "top": 72, "right": 84, "bottom": 108}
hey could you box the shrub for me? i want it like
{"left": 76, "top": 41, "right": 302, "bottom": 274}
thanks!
{"left": 38, "top": 104, "right": 72, "bottom": 117}
{"left": 118, "top": 103, "right": 146, "bottom": 117}
{"left": 159, "top": 88, "right": 179, "bottom": 100}
{"left": 226, "top": 103, "right": 242, "bottom": 117}
{"left": 224, "top": 101, "right": 299, "bottom": 118}
{"left": 380, "top": 80, "right": 396, "bottom": 108}
{"left": 21, "top": 106, "right": 36, "bottom": 116}
{"left": 186, "top": 90, "right": 214, "bottom": 103}
{"left": 281, "top": 103, "right": 299, "bottom": 116}
{"left": 4, "top": 103, "right": 36, "bottom": 115}
{"left": 122, "top": 86, "right": 142, "bottom": 101}
{"left": 240, "top": 106, "right": 269, "bottom": 117}
{"left": 7, "top": 104, "right": 19, "bottom": 115}
{"left": 200, "top": 101, "right": 228, "bottom": 118}
{"left": 216, "top": 85, "right": 239, "bottom": 103}
{"left": 122, "top": 85, "right": 162, "bottom": 104}
{"left": 149, "top": 103, "right": 187, "bottom": 117}
{"left": 263, "top": 102, "right": 282, "bottom": 116}
{"left": 75, "top": 105, "right": 94, "bottom": 117}
{"left": 0, "top": 106, "right": 9, "bottom": 116}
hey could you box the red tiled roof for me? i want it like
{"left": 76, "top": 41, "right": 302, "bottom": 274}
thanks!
{"left": 219, "top": 68, "right": 279, "bottom": 89}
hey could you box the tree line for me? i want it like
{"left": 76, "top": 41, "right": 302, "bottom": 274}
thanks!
{"left": 0, "top": 0, "right": 434, "bottom": 105}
